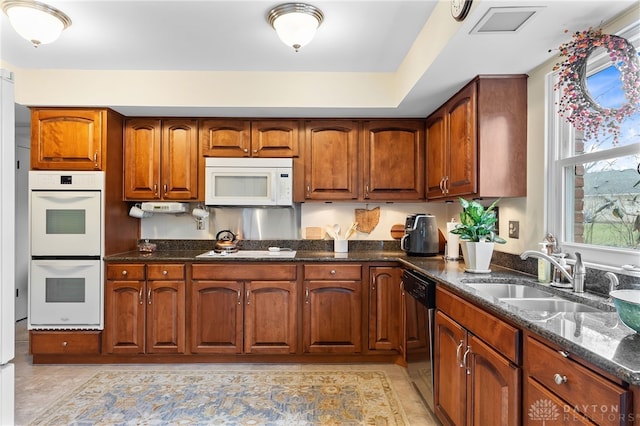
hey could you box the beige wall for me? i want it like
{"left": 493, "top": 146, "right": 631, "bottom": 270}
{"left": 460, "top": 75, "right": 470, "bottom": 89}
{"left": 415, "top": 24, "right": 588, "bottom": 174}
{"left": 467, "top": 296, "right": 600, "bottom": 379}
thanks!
{"left": 496, "top": 4, "right": 639, "bottom": 255}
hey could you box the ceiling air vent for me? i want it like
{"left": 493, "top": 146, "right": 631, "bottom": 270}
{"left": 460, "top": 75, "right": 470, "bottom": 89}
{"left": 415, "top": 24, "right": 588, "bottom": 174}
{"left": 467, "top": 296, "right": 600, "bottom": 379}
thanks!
{"left": 471, "top": 7, "right": 541, "bottom": 34}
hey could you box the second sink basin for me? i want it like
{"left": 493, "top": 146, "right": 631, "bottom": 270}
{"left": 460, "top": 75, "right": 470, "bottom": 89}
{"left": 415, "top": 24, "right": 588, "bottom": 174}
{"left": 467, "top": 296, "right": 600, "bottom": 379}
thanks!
{"left": 466, "top": 283, "right": 556, "bottom": 299}
{"left": 500, "top": 298, "right": 601, "bottom": 313}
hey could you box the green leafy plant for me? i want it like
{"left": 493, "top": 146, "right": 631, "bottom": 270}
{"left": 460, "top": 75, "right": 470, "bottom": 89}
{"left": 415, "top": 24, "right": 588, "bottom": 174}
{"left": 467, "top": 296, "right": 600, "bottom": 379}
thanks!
{"left": 450, "top": 197, "right": 506, "bottom": 243}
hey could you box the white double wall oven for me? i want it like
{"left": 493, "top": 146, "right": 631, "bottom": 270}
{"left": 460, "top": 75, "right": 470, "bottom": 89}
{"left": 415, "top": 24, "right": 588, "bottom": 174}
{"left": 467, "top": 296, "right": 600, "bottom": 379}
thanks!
{"left": 29, "top": 171, "right": 105, "bottom": 330}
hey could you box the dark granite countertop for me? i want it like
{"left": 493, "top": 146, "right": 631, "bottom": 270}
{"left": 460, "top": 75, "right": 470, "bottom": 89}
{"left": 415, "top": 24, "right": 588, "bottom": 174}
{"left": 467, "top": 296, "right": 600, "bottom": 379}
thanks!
{"left": 103, "top": 242, "right": 640, "bottom": 386}
{"left": 399, "top": 257, "right": 640, "bottom": 387}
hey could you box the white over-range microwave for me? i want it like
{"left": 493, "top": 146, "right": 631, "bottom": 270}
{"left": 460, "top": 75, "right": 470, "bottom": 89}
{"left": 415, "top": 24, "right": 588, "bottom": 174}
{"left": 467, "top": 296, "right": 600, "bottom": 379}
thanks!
{"left": 205, "top": 157, "right": 293, "bottom": 206}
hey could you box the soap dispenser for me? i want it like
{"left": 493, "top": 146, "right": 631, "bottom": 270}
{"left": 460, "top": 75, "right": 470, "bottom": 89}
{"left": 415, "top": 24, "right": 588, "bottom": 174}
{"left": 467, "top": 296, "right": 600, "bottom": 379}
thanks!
{"left": 537, "top": 242, "right": 551, "bottom": 283}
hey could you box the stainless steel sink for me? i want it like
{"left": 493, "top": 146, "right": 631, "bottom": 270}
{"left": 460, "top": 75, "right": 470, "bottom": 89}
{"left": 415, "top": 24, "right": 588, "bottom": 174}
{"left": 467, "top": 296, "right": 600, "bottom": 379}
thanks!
{"left": 499, "top": 298, "right": 601, "bottom": 313}
{"left": 465, "top": 283, "right": 556, "bottom": 299}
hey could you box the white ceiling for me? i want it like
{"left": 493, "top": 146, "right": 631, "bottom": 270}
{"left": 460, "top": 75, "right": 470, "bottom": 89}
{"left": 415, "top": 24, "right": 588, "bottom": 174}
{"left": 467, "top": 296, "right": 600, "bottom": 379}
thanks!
{"left": 2, "top": 0, "right": 638, "bottom": 125}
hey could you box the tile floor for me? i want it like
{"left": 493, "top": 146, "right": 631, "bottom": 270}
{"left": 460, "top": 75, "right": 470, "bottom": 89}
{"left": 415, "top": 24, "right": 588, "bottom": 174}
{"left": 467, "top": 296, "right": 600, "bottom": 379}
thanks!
{"left": 13, "top": 320, "right": 438, "bottom": 425}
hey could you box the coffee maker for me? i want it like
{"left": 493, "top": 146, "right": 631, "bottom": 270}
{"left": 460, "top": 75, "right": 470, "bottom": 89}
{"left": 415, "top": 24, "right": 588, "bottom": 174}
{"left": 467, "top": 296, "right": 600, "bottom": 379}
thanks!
{"left": 401, "top": 214, "right": 439, "bottom": 256}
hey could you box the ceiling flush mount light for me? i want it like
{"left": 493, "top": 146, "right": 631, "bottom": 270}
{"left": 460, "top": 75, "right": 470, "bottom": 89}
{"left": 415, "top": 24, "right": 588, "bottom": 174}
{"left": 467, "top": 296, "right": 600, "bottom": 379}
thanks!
{"left": 268, "top": 3, "right": 324, "bottom": 52}
{"left": 1, "top": 0, "right": 72, "bottom": 47}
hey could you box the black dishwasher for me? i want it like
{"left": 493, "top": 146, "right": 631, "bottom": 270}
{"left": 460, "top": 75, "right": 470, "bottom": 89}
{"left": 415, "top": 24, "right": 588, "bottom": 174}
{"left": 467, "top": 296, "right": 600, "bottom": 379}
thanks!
{"left": 402, "top": 269, "right": 437, "bottom": 414}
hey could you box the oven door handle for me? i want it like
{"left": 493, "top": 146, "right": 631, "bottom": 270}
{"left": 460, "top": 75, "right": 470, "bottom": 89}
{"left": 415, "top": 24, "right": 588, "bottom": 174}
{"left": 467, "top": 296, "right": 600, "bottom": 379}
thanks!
{"left": 30, "top": 261, "right": 97, "bottom": 270}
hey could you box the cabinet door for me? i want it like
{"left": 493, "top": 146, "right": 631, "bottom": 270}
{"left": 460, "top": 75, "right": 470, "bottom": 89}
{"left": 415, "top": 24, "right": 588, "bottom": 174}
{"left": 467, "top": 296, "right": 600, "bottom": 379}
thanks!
{"left": 200, "top": 119, "right": 251, "bottom": 157}
{"left": 425, "top": 110, "right": 447, "bottom": 199}
{"left": 251, "top": 120, "right": 300, "bottom": 157}
{"left": 446, "top": 83, "right": 477, "bottom": 197}
{"left": 146, "top": 280, "right": 185, "bottom": 354}
{"left": 369, "top": 267, "right": 401, "bottom": 351}
{"left": 244, "top": 280, "right": 297, "bottom": 354}
{"left": 303, "top": 280, "right": 362, "bottom": 353}
{"left": 434, "top": 311, "right": 467, "bottom": 426}
{"left": 161, "top": 119, "right": 199, "bottom": 200}
{"left": 362, "top": 120, "right": 425, "bottom": 200}
{"left": 467, "top": 335, "right": 520, "bottom": 426}
{"left": 104, "top": 279, "right": 145, "bottom": 354}
{"left": 31, "top": 109, "right": 104, "bottom": 170}
{"left": 124, "top": 119, "right": 161, "bottom": 200}
{"left": 303, "top": 120, "right": 359, "bottom": 200}
{"left": 190, "top": 280, "right": 243, "bottom": 354}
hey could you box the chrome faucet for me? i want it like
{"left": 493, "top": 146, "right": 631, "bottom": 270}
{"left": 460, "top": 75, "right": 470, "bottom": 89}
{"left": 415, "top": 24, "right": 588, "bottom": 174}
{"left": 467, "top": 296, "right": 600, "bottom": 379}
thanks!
{"left": 520, "top": 250, "right": 586, "bottom": 293}
{"left": 605, "top": 272, "right": 619, "bottom": 301}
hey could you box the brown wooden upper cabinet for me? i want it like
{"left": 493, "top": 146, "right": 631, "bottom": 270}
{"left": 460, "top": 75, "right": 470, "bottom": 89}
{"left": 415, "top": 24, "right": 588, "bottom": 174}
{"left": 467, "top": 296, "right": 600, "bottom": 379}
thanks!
{"left": 302, "top": 120, "right": 360, "bottom": 200}
{"left": 31, "top": 108, "right": 119, "bottom": 170}
{"left": 200, "top": 119, "right": 300, "bottom": 157}
{"left": 426, "top": 75, "right": 528, "bottom": 201}
{"left": 124, "top": 118, "right": 201, "bottom": 201}
{"left": 363, "top": 120, "right": 425, "bottom": 200}
{"left": 299, "top": 119, "right": 425, "bottom": 201}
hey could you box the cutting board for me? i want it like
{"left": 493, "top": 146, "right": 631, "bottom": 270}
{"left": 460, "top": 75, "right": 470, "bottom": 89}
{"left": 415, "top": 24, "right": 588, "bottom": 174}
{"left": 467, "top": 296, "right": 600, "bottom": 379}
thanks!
{"left": 355, "top": 206, "right": 380, "bottom": 233}
{"left": 390, "top": 224, "right": 405, "bottom": 240}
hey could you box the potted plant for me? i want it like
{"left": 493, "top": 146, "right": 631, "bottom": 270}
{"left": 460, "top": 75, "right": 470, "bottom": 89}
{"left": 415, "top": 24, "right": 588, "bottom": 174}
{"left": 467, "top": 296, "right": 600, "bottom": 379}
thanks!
{"left": 450, "top": 197, "right": 505, "bottom": 272}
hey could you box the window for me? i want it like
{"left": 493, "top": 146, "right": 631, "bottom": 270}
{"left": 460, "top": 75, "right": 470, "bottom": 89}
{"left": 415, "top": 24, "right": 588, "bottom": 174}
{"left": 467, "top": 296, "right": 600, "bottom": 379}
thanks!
{"left": 547, "top": 22, "right": 640, "bottom": 268}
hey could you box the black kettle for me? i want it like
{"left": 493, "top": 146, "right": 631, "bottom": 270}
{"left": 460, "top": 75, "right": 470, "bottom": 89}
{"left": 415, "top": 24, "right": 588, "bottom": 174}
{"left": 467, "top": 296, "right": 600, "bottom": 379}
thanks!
{"left": 214, "top": 230, "right": 238, "bottom": 253}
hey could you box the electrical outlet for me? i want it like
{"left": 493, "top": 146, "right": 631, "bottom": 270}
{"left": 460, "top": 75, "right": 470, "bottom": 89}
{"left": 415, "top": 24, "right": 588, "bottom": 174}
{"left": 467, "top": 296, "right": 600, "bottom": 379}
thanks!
{"left": 509, "top": 221, "right": 519, "bottom": 239}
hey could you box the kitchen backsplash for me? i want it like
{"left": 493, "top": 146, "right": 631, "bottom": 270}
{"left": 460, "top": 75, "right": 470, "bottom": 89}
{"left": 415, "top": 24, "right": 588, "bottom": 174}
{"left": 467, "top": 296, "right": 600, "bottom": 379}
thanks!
{"left": 140, "top": 202, "right": 454, "bottom": 241}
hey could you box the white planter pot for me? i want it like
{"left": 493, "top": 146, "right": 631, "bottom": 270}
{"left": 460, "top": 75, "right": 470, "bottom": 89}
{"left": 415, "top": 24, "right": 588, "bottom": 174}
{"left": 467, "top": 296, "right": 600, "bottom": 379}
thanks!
{"left": 460, "top": 241, "right": 494, "bottom": 273}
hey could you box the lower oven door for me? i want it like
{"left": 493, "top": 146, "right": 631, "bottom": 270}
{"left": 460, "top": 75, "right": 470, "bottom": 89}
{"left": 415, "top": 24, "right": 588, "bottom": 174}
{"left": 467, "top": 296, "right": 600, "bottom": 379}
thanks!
{"left": 29, "top": 259, "right": 102, "bottom": 329}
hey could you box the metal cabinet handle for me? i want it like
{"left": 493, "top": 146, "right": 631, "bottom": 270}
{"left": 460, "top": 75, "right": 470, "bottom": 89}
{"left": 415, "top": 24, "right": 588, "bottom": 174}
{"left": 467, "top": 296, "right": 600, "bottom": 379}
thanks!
{"left": 554, "top": 373, "right": 568, "bottom": 385}
{"left": 62, "top": 341, "right": 68, "bottom": 347}
{"left": 252, "top": 149, "right": 257, "bottom": 153}
{"left": 153, "top": 184, "right": 158, "bottom": 195}
{"left": 93, "top": 152, "right": 98, "bottom": 168}
{"left": 147, "top": 289, "right": 151, "bottom": 304}
{"left": 558, "top": 350, "right": 570, "bottom": 358}
{"left": 462, "top": 346, "right": 472, "bottom": 375}
{"left": 162, "top": 270, "right": 168, "bottom": 275}
{"left": 456, "top": 340, "right": 464, "bottom": 367}
{"left": 243, "top": 148, "right": 249, "bottom": 153}
{"left": 306, "top": 185, "right": 311, "bottom": 197}
{"left": 246, "top": 290, "right": 250, "bottom": 305}
{"left": 237, "top": 290, "right": 242, "bottom": 305}
{"left": 122, "top": 270, "right": 128, "bottom": 276}
{"left": 444, "top": 176, "right": 449, "bottom": 194}
{"left": 163, "top": 184, "right": 167, "bottom": 194}
{"left": 305, "top": 287, "right": 309, "bottom": 304}
{"left": 139, "top": 288, "right": 143, "bottom": 304}
{"left": 365, "top": 184, "right": 370, "bottom": 198}
{"left": 330, "top": 270, "right": 336, "bottom": 275}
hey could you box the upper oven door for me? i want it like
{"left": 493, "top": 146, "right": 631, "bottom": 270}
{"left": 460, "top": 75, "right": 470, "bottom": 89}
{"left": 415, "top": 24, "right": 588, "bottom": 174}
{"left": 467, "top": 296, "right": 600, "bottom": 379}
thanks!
{"left": 205, "top": 167, "right": 277, "bottom": 206}
{"left": 30, "top": 191, "right": 102, "bottom": 256}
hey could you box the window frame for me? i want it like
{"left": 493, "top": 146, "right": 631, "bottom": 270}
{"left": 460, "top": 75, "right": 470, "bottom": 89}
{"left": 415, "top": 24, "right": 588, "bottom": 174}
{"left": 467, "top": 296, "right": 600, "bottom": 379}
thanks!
{"left": 546, "top": 22, "right": 640, "bottom": 271}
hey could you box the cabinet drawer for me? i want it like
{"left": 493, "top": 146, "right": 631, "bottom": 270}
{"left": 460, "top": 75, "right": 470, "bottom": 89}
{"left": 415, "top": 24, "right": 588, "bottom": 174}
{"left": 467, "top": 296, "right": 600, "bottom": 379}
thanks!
{"left": 106, "top": 264, "right": 145, "bottom": 280}
{"left": 526, "top": 336, "right": 631, "bottom": 424}
{"left": 30, "top": 331, "right": 101, "bottom": 354}
{"left": 304, "top": 264, "right": 362, "bottom": 280}
{"left": 192, "top": 264, "right": 296, "bottom": 281}
{"left": 147, "top": 264, "right": 185, "bottom": 280}
{"left": 436, "top": 286, "right": 520, "bottom": 363}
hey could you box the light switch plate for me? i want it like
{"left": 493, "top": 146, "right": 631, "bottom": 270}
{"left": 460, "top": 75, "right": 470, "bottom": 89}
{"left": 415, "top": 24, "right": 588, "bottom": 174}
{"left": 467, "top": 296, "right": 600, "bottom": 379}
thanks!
{"left": 509, "top": 221, "right": 519, "bottom": 239}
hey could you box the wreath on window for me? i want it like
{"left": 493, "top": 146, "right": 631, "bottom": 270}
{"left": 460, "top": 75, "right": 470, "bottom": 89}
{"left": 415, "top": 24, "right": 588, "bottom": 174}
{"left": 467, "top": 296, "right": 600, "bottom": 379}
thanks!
{"left": 552, "top": 28, "right": 640, "bottom": 145}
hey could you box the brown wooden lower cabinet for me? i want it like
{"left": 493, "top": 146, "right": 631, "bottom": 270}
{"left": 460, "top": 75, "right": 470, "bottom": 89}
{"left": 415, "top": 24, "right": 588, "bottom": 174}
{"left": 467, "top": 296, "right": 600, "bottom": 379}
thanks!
{"left": 303, "top": 264, "right": 363, "bottom": 353}
{"left": 190, "top": 264, "right": 297, "bottom": 354}
{"left": 434, "top": 286, "right": 521, "bottom": 426}
{"left": 524, "top": 335, "right": 631, "bottom": 426}
{"left": 104, "top": 263, "right": 185, "bottom": 354}
{"left": 369, "top": 266, "right": 402, "bottom": 351}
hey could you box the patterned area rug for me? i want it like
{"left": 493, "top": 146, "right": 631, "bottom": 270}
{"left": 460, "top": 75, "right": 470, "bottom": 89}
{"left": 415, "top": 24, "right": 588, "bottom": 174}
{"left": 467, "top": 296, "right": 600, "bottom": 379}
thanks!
{"left": 29, "top": 370, "right": 408, "bottom": 425}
